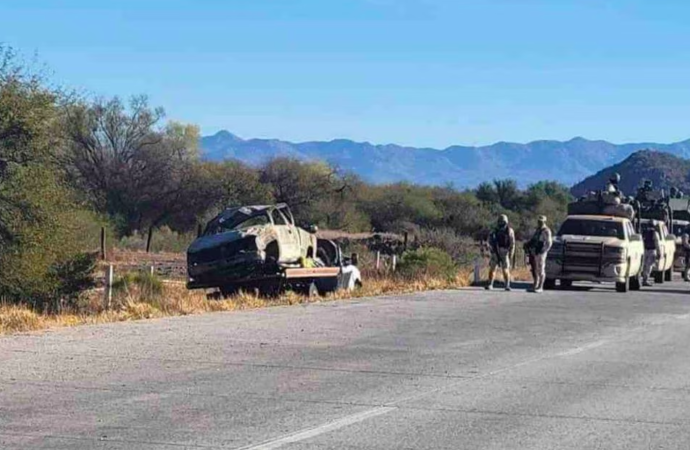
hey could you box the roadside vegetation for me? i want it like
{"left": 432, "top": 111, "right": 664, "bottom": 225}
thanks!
{"left": 0, "top": 45, "right": 558, "bottom": 333}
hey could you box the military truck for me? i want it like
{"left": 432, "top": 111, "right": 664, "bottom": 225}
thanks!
{"left": 635, "top": 187, "right": 677, "bottom": 282}
{"left": 545, "top": 214, "right": 644, "bottom": 292}
{"left": 639, "top": 219, "right": 675, "bottom": 283}
{"left": 669, "top": 198, "right": 690, "bottom": 273}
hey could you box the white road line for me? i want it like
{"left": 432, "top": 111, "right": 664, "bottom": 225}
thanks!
{"left": 238, "top": 406, "right": 396, "bottom": 450}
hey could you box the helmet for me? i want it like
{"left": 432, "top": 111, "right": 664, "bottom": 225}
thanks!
{"left": 498, "top": 214, "right": 509, "bottom": 226}
{"left": 610, "top": 173, "right": 621, "bottom": 184}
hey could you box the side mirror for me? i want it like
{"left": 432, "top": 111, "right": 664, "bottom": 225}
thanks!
{"left": 630, "top": 234, "right": 642, "bottom": 242}
{"left": 307, "top": 224, "right": 319, "bottom": 234}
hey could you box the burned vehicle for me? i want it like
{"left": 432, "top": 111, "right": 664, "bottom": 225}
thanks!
{"left": 186, "top": 204, "right": 360, "bottom": 295}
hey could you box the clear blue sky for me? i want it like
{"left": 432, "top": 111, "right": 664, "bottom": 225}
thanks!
{"left": 3, "top": 0, "right": 690, "bottom": 147}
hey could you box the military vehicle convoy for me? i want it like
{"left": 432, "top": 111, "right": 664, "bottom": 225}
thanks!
{"left": 545, "top": 180, "right": 678, "bottom": 293}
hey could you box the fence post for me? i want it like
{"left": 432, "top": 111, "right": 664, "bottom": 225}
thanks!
{"left": 100, "top": 226, "right": 107, "bottom": 261}
{"left": 104, "top": 264, "right": 113, "bottom": 310}
{"left": 146, "top": 227, "right": 154, "bottom": 253}
{"left": 474, "top": 256, "right": 482, "bottom": 285}
{"left": 375, "top": 251, "right": 381, "bottom": 271}
{"left": 150, "top": 265, "right": 155, "bottom": 276}
{"left": 392, "top": 254, "right": 397, "bottom": 271}
{"left": 403, "top": 232, "right": 409, "bottom": 251}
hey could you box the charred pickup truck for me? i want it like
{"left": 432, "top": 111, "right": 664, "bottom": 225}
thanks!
{"left": 186, "top": 204, "right": 361, "bottom": 296}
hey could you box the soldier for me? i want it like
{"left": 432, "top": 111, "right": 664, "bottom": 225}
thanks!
{"left": 637, "top": 179, "right": 654, "bottom": 203}
{"left": 642, "top": 220, "right": 662, "bottom": 287}
{"left": 606, "top": 173, "right": 622, "bottom": 197}
{"left": 527, "top": 215, "right": 553, "bottom": 293}
{"left": 486, "top": 214, "right": 515, "bottom": 291}
{"left": 682, "top": 224, "right": 690, "bottom": 281}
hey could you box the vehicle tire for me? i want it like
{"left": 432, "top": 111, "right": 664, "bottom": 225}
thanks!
{"left": 304, "top": 281, "right": 320, "bottom": 298}
{"left": 560, "top": 279, "right": 573, "bottom": 289}
{"left": 219, "top": 285, "right": 239, "bottom": 298}
{"left": 653, "top": 270, "right": 664, "bottom": 284}
{"left": 665, "top": 269, "right": 673, "bottom": 282}
{"left": 616, "top": 277, "right": 629, "bottom": 293}
{"left": 544, "top": 278, "right": 556, "bottom": 290}
{"left": 630, "top": 275, "right": 641, "bottom": 291}
{"left": 257, "top": 281, "right": 281, "bottom": 298}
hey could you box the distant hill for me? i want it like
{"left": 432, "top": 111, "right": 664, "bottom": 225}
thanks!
{"left": 571, "top": 150, "right": 690, "bottom": 197}
{"left": 201, "top": 131, "right": 690, "bottom": 188}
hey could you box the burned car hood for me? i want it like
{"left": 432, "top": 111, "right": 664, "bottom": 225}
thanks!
{"left": 188, "top": 231, "right": 250, "bottom": 254}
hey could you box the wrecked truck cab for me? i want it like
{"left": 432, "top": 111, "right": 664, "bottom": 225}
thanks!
{"left": 187, "top": 204, "right": 318, "bottom": 290}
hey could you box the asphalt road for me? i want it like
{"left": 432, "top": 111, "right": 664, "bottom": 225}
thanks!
{"left": 3, "top": 281, "right": 690, "bottom": 449}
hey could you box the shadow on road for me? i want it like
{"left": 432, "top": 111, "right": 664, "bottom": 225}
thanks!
{"left": 639, "top": 288, "right": 690, "bottom": 295}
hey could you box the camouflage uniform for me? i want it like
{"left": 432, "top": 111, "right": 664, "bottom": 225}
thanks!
{"left": 531, "top": 216, "right": 553, "bottom": 293}
{"left": 642, "top": 224, "right": 661, "bottom": 285}
{"left": 486, "top": 215, "right": 516, "bottom": 291}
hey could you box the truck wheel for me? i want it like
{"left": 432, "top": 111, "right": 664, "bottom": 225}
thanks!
{"left": 630, "top": 275, "right": 641, "bottom": 291}
{"left": 300, "top": 281, "right": 320, "bottom": 298}
{"left": 560, "top": 279, "right": 573, "bottom": 289}
{"left": 653, "top": 271, "right": 664, "bottom": 284}
{"left": 220, "top": 285, "right": 239, "bottom": 298}
{"left": 544, "top": 279, "right": 556, "bottom": 290}
{"left": 665, "top": 269, "right": 673, "bottom": 282}
{"left": 258, "top": 281, "right": 281, "bottom": 298}
{"left": 616, "top": 278, "right": 629, "bottom": 293}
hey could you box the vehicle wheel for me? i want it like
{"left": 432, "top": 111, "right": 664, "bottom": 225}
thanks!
{"left": 560, "top": 279, "right": 573, "bottom": 289}
{"left": 219, "top": 285, "right": 239, "bottom": 298}
{"left": 544, "top": 278, "right": 556, "bottom": 290}
{"left": 315, "top": 277, "right": 339, "bottom": 295}
{"left": 665, "top": 269, "right": 673, "bottom": 282}
{"left": 616, "top": 277, "right": 629, "bottom": 293}
{"left": 630, "top": 275, "right": 641, "bottom": 291}
{"left": 257, "top": 281, "right": 282, "bottom": 298}
{"left": 300, "top": 281, "right": 320, "bottom": 298}
{"left": 653, "top": 270, "right": 664, "bottom": 284}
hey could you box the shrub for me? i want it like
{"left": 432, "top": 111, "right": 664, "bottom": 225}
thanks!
{"left": 397, "top": 247, "right": 457, "bottom": 281}
{"left": 112, "top": 271, "right": 164, "bottom": 305}
{"left": 412, "top": 227, "right": 480, "bottom": 266}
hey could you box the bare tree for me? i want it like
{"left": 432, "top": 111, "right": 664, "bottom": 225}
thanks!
{"left": 61, "top": 96, "right": 202, "bottom": 234}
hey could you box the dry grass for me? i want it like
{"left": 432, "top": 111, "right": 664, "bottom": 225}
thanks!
{"left": 0, "top": 262, "right": 535, "bottom": 335}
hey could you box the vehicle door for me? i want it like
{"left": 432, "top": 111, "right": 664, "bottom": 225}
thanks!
{"left": 270, "top": 207, "right": 301, "bottom": 262}
{"left": 626, "top": 221, "right": 643, "bottom": 271}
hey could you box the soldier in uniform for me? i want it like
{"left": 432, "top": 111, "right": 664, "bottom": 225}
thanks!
{"left": 526, "top": 215, "right": 553, "bottom": 293}
{"left": 642, "top": 220, "right": 662, "bottom": 287}
{"left": 486, "top": 214, "right": 515, "bottom": 291}
{"left": 606, "top": 173, "right": 622, "bottom": 197}
{"left": 682, "top": 224, "right": 690, "bottom": 281}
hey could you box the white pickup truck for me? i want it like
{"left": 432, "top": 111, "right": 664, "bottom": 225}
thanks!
{"left": 545, "top": 215, "right": 644, "bottom": 293}
{"left": 672, "top": 220, "right": 689, "bottom": 273}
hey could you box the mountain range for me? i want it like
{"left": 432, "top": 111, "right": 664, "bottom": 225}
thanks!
{"left": 201, "top": 131, "right": 690, "bottom": 188}
{"left": 572, "top": 150, "right": 690, "bottom": 197}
